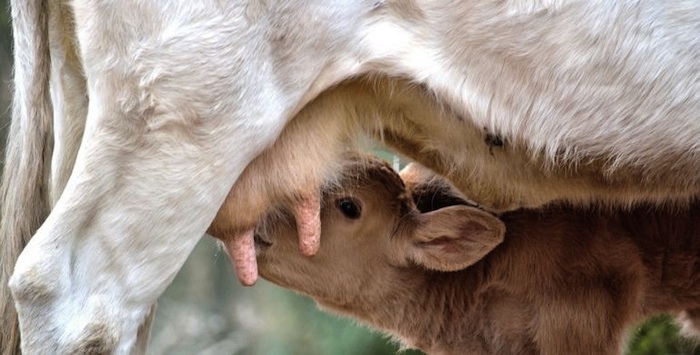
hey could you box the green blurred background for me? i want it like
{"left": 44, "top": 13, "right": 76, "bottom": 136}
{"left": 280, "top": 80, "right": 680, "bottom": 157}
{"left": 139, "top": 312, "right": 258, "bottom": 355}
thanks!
{"left": 0, "top": 3, "right": 697, "bottom": 354}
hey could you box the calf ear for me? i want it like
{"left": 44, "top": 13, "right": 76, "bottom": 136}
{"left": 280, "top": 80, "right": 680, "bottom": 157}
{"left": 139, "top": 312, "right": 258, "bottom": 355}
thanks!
{"left": 406, "top": 205, "right": 505, "bottom": 272}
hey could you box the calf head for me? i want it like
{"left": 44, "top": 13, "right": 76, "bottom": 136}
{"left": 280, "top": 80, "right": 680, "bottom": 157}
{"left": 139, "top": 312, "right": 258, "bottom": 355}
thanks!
{"left": 255, "top": 154, "right": 505, "bottom": 307}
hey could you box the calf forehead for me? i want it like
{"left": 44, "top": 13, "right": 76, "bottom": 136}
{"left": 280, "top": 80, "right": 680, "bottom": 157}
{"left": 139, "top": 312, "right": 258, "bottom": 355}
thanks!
{"left": 330, "top": 154, "right": 410, "bottom": 201}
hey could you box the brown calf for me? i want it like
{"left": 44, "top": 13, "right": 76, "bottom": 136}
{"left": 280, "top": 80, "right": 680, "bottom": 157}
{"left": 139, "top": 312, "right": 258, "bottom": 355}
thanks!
{"left": 253, "top": 154, "right": 700, "bottom": 354}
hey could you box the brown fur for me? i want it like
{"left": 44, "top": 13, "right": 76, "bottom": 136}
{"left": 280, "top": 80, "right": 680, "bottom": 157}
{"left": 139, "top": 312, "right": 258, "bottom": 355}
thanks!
{"left": 253, "top": 156, "right": 700, "bottom": 354}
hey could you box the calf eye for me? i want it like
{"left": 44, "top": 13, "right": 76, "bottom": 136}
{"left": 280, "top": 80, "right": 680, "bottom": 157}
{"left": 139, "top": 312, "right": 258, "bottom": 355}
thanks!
{"left": 336, "top": 198, "right": 362, "bottom": 219}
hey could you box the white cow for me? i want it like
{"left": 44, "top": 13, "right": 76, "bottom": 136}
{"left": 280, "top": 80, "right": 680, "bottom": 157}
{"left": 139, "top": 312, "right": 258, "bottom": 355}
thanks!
{"left": 1, "top": 0, "right": 699, "bottom": 354}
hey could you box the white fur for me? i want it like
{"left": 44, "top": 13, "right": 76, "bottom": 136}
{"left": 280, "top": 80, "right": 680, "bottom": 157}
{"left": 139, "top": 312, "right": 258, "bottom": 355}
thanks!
{"left": 3, "top": 0, "right": 699, "bottom": 353}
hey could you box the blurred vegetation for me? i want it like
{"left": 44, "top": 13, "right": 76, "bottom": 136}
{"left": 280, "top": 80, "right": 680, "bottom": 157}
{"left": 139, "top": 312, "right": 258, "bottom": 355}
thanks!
{"left": 627, "top": 315, "right": 700, "bottom": 355}
{"left": 0, "top": 1, "right": 697, "bottom": 354}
